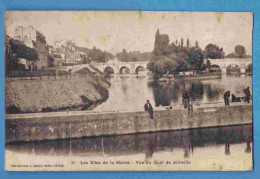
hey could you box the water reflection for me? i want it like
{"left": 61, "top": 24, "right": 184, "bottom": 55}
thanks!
{"left": 6, "top": 125, "right": 252, "bottom": 158}
{"left": 93, "top": 74, "right": 251, "bottom": 111}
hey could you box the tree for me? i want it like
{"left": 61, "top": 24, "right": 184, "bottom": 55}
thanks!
{"left": 89, "top": 47, "right": 106, "bottom": 63}
{"left": 131, "top": 56, "right": 138, "bottom": 62}
{"left": 225, "top": 53, "right": 236, "bottom": 58}
{"left": 234, "top": 45, "right": 246, "bottom": 58}
{"left": 204, "top": 44, "right": 225, "bottom": 59}
{"left": 5, "top": 38, "right": 39, "bottom": 72}
{"left": 147, "top": 56, "right": 177, "bottom": 79}
{"left": 181, "top": 38, "right": 184, "bottom": 47}
{"left": 9, "top": 39, "right": 38, "bottom": 61}
{"left": 187, "top": 47, "right": 204, "bottom": 70}
{"left": 195, "top": 41, "right": 199, "bottom": 48}
{"left": 205, "top": 59, "right": 211, "bottom": 72}
{"left": 205, "top": 59, "right": 211, "bottom": 69}
{"left": 153, "top": 29, "right": 170, "bottom": 56}
{"left": 186, "top": 38, "right": 190, "bottom": 47}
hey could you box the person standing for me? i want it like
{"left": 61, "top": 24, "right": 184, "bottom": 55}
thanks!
{"left": 144, "top": 100, "right": 154, "bottom": 120}
{"left": 224, "top": 91, "right": 230, "bottom": 105}
{"left": 243, "top": 87, "right": 251, "bottom": 103}
{"left": 182, "top": 91, "right": 190, "bottom": 108}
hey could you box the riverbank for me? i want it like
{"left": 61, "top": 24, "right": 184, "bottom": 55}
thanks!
{"left": 5, "top": 103, "right": 252, "bottom": 143}
{"left": 5, "top": 71, "right": 110, "bottom": 114}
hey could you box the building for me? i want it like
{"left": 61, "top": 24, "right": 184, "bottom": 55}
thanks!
{"left": 14, "top": 26, "right": 50, "bottom": 69}
{"left": 53, "top": 54, "right": 63, "bottom": 66}
{"left": 52, "top": 40, "right": 89, "bottom": 64}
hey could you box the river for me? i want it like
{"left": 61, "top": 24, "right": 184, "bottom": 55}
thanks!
{"left": 93, "top": 74, "right": 252, "bottom": 111}
{"left": 5, "top": 124, "right": 253, "bottom": 170}
{"left": 5, "top": 74, "right": 253, "bottom": 170}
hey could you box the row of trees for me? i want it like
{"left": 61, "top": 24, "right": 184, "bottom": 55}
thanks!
{"left": 147, "top": 29, "right": 250, "bottom": 79}
{"left": 204, "top": 44, "right": 250, "bottom": 59}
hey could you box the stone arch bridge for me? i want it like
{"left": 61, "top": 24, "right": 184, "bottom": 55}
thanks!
{"left": 91, "top": 58, "right": 252, "bottom": 75}
{"left": 207, "top": 58, "right": 252, "bottom": 73}
{"left": 92, "top": 61, "right": 149, "bottom": 74}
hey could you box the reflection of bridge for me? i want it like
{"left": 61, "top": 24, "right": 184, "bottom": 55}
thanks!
{"left": 208, "top": 58, "right": 252, "bottom": 73}
{"left": 92, "top": 61, "right": 149, "bottom": 74}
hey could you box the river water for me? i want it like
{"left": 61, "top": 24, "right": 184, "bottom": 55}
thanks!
{"left": 5, "top": 74, "right": 253, "bottom": 170}
{"left": 93, "top": 74, "right": 252, "bottom": 111}
{"left": 5, "top": 124, "right": 253, "bottom": 170}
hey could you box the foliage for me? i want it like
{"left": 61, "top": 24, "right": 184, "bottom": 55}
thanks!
{"left": 195, "top": 41, "right": 199, "bottom": 48}
{"left": 89, "top": 47, "right": 105, "bottom": 63}
{"left": 187, "top": 47, "right": 204, "bottom": 70}
{"left": 186, "top": 38, "right": 190, "bottom": 47}
{"left": 5, "top": 38, "right": 34, "bottom": 72}
{"left": 116, "top": 50, "right": 153, "bottom": 62}
{"left": 204, "top": 44, "right": 225, "bottom": 59}
{"left": 153, "top": 29, "right": 170, "bottom": 56}
{"left": 149, "top": 29, "right": 206, "bottom": 78}
{"left": 234, "top": 45, "right": 246, "bottom": 58}
{"left": 147, "top": 56, "right": 177, "bottom": 79}
{"left": 205, "top": 59, "right": 211, "bottom": 69}
{"left": 9, "top": 39, "right": 38, "bottom": 61}
{"left": 225, "top": 53, "right": 236, "bottom": 58}
{"left": 226, "top": 45, "right": 250, "bottom": 58}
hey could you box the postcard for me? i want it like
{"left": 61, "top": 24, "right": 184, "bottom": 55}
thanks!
{"left": 4, "top": 11, "right": 253, "bottom": 171}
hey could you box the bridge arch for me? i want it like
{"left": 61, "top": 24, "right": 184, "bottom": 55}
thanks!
{"left": 135, "top": 65, "right": 146, "bottom": 74}
{"left": 209, "top": 65, "right": 222, "bottom": 73}
{"left": 119, "top": 66, "right": 130, "bottom": 74}
{"left": 226, "top": 64, "right": 241, "bottom": 74}
{"left": 104, "top": 66, "right": 114, "bottom": 75}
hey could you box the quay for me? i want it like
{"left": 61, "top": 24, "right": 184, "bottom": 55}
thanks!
{"left": 5, "top": 102, "right": 252, "bottom": 143}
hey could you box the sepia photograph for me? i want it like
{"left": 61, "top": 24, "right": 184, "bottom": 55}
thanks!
{"left": 4, "top": 11, "right": 253, "bottom": 171}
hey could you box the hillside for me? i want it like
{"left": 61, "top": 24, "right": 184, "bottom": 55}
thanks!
{"left": 5, "top": 70, "right": 110, "bottom": 113}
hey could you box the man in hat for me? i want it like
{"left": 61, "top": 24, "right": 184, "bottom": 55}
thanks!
{"left": 144, "top": 100, "right": 154, "bottom": 120}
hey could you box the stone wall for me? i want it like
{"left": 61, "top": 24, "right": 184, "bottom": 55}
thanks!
{"left": 5, "top": 104, "right": 252, "bottom": 143}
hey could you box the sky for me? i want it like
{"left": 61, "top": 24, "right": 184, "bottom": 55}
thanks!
{"left": 5, "top": 11, "right": 253, "bottom": 55}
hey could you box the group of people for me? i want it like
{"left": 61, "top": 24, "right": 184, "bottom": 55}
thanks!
{"left": 143, "top": 86, "right": 251, "bottom": 120}
{"left": 224, "top": 87, "right": 251, "bottom": 105}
